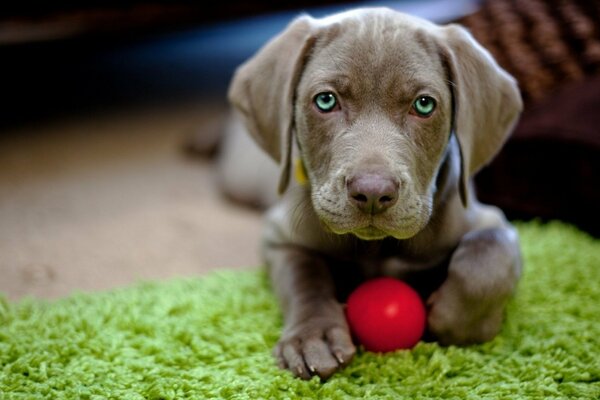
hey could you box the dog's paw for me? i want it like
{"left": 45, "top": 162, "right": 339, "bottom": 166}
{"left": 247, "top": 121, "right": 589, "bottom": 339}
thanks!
{"left": 427, "top": 227, "right": 519, "bottom": 346}
{"left": 274, "top": 318, "right": 356, "bottom": 380}
{"left": 426, "top": 276, "right": 505, "bottom": 345}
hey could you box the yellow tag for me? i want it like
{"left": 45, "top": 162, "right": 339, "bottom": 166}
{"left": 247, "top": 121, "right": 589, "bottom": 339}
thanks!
{"left": 294, "top": 158, "right": 308, "bottom": 185}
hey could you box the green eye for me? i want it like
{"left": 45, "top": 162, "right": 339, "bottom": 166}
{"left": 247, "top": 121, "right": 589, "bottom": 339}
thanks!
{"left": 314, "top": 92, "right": 338, "bottom": 112}
{"left": 413, "top": 96, "right": 436, "bottom": 117}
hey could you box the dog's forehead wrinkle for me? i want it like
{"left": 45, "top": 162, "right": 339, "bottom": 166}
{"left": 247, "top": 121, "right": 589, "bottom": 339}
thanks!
{"left": 307, "top": 33, "right": 447, "bottom": 108}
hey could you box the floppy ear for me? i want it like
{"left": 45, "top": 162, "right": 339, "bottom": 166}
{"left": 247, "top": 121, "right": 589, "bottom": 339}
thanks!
{"left": 228, "top": 16, "right": 316, "bottom": 194}
{"left": 439, "top": 24, "right": 523, "bottom": 207}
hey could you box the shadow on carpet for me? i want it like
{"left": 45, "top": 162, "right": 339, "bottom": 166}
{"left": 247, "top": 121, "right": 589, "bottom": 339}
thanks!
{"left": 1, "top": 221, "right": 599, "bottom": 399}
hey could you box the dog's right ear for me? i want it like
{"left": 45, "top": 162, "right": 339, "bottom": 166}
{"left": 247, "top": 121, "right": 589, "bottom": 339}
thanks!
{"left": 437, "top": 24, "right": 522, "bottom": 208}
{"left": 228, "top": 16, "right": 316, "bottom": 194}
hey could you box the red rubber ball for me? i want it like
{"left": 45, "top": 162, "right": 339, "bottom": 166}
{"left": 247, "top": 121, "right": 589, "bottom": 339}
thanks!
{"left": 346, "top": 277, "right": 426, "bottom": 352}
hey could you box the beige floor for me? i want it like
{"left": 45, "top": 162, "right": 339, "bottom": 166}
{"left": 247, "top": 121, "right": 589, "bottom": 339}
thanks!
{"left": 0, "top": 101, "right": 263, "bottom": 301}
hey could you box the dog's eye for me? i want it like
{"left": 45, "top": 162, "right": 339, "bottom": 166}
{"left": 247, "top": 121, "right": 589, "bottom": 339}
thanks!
{"left": 412, "top": 96, "right": 436, "bottom": 117}
{"left": 314, "top": 92, "right": 338, "bottom": 112}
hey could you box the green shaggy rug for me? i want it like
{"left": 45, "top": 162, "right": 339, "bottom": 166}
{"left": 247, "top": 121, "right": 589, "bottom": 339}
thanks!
{"left": 1, "top": 222, "right": 599, "bottom": 399}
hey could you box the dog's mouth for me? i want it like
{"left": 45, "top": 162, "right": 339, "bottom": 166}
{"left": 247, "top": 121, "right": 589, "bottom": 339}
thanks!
{"left": 319, "top": 217, "right": 391, "bottom": 240}
{"left": 320, "top": 213, "right": 425, "bottom": 241}
{"left": 352, "top": 225, "right": 390, "bottom": 240}
{"left": 312, "top": 188, "right": 430, "bottom": 241}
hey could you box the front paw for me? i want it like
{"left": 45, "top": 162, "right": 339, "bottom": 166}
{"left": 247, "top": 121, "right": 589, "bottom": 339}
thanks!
{"left": 427, "top": 281, "right": 505, "bottom": 345}
{"left": 274, "top": 318, "right": 356, "bottom": 380}
{"left": 427, "top": 227, "right": 520, "bottom": 345}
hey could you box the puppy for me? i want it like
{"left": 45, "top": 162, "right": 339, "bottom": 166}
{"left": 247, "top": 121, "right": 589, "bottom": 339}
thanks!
{"left": 225, "top": 8, "right": 523, "bottom": 380}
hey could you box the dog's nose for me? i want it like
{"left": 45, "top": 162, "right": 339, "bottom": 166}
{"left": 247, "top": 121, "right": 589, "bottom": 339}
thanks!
{"left": 347, "top": 173, "right": 399, "bottom": 214}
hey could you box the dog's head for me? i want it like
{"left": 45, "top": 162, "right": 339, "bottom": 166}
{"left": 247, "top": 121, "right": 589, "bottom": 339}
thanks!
{"left": 229, "top": 8, "right": 522, "bottom": 240}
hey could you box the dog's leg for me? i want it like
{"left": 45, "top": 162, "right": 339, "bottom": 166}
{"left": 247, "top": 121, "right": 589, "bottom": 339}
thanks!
{"left": 427, "top": 207, "right": 522, "bottom": 345}
{"left": 267, "top": 246, "right": 356, "bottom": 380}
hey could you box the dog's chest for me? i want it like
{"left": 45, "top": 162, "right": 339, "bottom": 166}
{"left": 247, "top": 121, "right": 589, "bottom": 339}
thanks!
{"left": 332, "top": 237, "right": 449, "bottom": 274}
{"left": 327, "top": 238, "right": 451, "bottom": 301}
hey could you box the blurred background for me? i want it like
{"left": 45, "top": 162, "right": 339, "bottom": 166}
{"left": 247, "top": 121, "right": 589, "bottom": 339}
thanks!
{"left": 1, "top": 0, "right": 598, "bottom": 300}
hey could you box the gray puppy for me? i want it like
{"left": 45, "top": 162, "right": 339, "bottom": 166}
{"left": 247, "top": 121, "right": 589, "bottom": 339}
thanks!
{"left": 224, "top": 8, "right": 523, "bottom": 380}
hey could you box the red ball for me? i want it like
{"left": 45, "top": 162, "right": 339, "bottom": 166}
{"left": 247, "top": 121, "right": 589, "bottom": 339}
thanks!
{"left": 346, "top": 277, "right": 426, "bottom": 352}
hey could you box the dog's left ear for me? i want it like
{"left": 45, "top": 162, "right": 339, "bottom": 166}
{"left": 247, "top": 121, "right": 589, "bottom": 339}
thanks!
{"left": 438, "top": 24, "right": 523, "bottom": 207}
{"left": 228, "top": 16, "right": 317, "bottom": 194}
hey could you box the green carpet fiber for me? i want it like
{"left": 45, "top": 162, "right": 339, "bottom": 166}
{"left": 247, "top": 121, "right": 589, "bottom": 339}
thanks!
{"left": 1, "top": 221, "right": 599, "bottom": 399}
